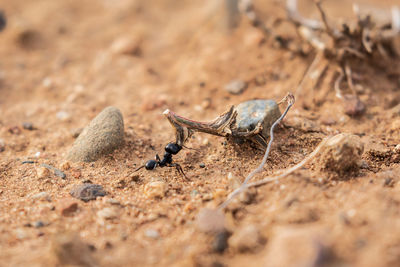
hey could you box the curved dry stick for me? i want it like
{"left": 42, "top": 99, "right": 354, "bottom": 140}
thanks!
{"left": 219, "top": 93, "right": 295, "bottom": 210}
{"left": 219, "top": 136, "right": 330, "bottom": 209}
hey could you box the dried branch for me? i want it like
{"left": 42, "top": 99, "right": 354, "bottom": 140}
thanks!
{"left": 219, "top": 93, "right": 295, "bottom": 210}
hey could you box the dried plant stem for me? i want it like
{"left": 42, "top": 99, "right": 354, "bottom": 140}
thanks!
{"left": 219, "top": 93, "right": 295, "bottom": 210}
{"left": 219, "top": 136, "right": 330, "bottom": 210}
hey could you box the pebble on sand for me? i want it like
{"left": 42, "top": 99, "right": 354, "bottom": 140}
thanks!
{"left": 36, "top": 166, "right": 51, "bottom": 179}
{"left": 66, "top": 106, "right": 124, "bottom": 162}
{"left": 144, "top": 180, "right": 168, "bottom": 199}
{"left": 70, "top": 184, "right": 107, "bottom": 202}
{"left": 224, "top": 79, "right": 247, "bottom": 95}
{"left": 229, "top": 225, "right": 263, "bottom": 252}
{"left": 196, "top": 208, "right": 226, "bottom": 233}
{"left": 318, "top": 133, "right": 364, "bottom": 175}
{"left": 234, "top": 99, "right": 281, "bottom": 141}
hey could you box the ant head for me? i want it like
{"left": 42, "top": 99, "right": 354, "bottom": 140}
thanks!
{"left": 145, "top": 160, "right": 157, "bottom": 170}
{"left": 165, "top": 143, "right": 182, "bottom": 155}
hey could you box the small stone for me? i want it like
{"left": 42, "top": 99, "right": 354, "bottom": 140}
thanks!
{"left": 234, "top": 99, "right": 281, "bottom": 142}
{"left": 199, "top": 163, "right": 206, "bottom": 168}
{"left": 56, "top": 111, "right": 70, "bottom": 121}
{"left": 264, "top": 227, "right": 332, "bottom": 267}
{"left": 33, "top": 221, "right": 45, "bottom": 228}
{"left": 8, "top": 126, "right": 21, "bottom": 135}
{"left": 394, "top": 144, "right": 400, "bottom": 153}
{"left": 40, "top": 163, "right": 66, "bottom": 179}
{"left": 71, "top": 128, "right": 83, "bottom": 138}
{"left": 31, "top": 192, "right": 51, "bottom": 201}
{"left": 67, "top": 106, "right": 124, "bottom": 162}
{"left": 144, "top": 229, "right": 160, "bottom": 239}
{"left": 97, "top": 207, "right": 118, "bottom": 220}
{"left": 318, "top": 133, "right": 364, "bottom": 176}
{"left": 52, "top": 233, "right": 97, "bottom": 266}
{"left": 254, "top": 74, "right": 266, "bottom": 86}
{"left": 70, "top": 184, "right": 107, "bottom": 202}
{"left": 60, "top": 199, "right": 78, "bottom": 216}
{"left": 196, "top": 208, "right": 225, "bottom": 233}
{"left": 144, "top": 180, "right": 168, "bottom": 199}
{"left": 60, "top": 161, "right": 71, "bottom": 171}
{"left": 22, "top": 122, "right": 34, "bottom": 130}
{"left": 212, "top": 230, "right": 230, "bottom": 253}
{"left": 36, "top": 166, "right": 51, "bottom": 179}
{"left": 0, "top": 139, "right": 5, "bottom": 152}
{"left": 229, "top": 225, "right": 263, "bottom": 252}
{"left": 342, "top": 94, "right": 365, "bottom": 116}
{"left": 110, "top": 36, "right": 142, "bottom": 56}
{"left": 0, "top": 11, "right": 6, "bottom": 32}
{"left": 225, "top": 79, "right": 247, "bottom": 95}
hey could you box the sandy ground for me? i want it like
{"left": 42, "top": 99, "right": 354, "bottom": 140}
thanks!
{"left": 1, "top": 0, "right": 400, "bottom": 266}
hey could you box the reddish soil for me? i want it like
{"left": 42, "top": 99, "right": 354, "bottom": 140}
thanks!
{"left": 1, "top": 0, "right": 400, "bottom": 266}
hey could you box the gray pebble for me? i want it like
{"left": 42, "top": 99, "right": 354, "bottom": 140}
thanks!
{"left": 225, "top": 79, "right": 247, "bottom": 95}
{"left": 199, "top": 163, "right": 206, "bottom": 168}
{"left": 40, "top": 163, "right": 66, "bottom": 179}
{"left": 212, "top": 230, "right": 230, "bottom": 253}
{"left": 0, "top": 11, "right": 6, "bottom": 32}
{"left": 70, "top": 184, "right": 107, "bottom": 202}
{"left": 32, "top": 221, "right": 45, "bottom": 228}
{"left": 234, "top": 99, "right": 281, "bottom": 140}
{"left": 144, "top": 229, "right": 160, "bottom": 239}
{"left": 67, "top": 106, "right": 124, "bottom": 162}
{"left": 22, "top": 122, "right": 34, "bottom": 130}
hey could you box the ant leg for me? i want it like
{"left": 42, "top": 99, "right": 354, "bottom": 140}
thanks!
{"left": 168, "top": 163, "right": 188, "bottom": 179}
{"left": 155, "top": 154, "right": 161, "bottom": 161}
{"left": 134, "top": 165, "right": 145, "bottom": 172}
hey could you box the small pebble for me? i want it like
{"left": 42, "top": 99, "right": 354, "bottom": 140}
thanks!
{"left": 212, "top": 230, "right": 230, "bottom": 253}
{"left": 22, "top": 122, "right": 34, "bottom": 130}
{"left": 70, "top": 184, "right": 107, "bottom": 202}
{"left": 144, "top": 180, "right": 168, "bottom": 199}
{"left": 60, "top": 161, "right": 71, "bottom": 171}
{"left": 0, "top": 10, "right": 6, "bottom": 32}
{"left": 56, "top": 110, "right": 70, "bottom": 121}
{"left": 40, "top": 163, "right": 66, "bottom": 179}
{"left": 71, "top": 128, "right": 83, "bottom": 138}
{"left": 31, "top": 192, "right": 51, "bottom": 201}
{"left": 229, "top": 225, "right": 263, "bottom": 252}
{"left": 8, "top": 126, "right": 21, "bottom": 135}
{"left": 144, "top": 229, "right": 160, "bottom": 239}
{"left": 36, "top": 166, "right": 51, "bottom": 179}
{"left": 234, "top": 99, "right": 281, "bottom": 143}
{"left": 196, "top": 208, "right": 225, "bottom": 233}
{"left": 33, "top": 221, "right": 45, "bottom": 228}
{"left": 110, "top": 36, "right": 142, "bottom": 56}
{"left": 60, "top": 199, "right": 78, "bottom": 216}
{"left": 67, "top": 106, "right": 124, "bottom": 162}
{"left": 199, "top": 163, "right": 206, "bottom": 168}
{"left": 225, "top": 79, "right": 247, "bottom": 95}
{"left": 97, "top": 207, "right": 118, "bottom": 220}
{"left": 342, "top": 94, "right": 365, "bottom": 116}
{"left": 318, "top": 133, "right": 364, "bottom": 175}
{"left": 0, "top": 139, "right": 4, "bottom": 152}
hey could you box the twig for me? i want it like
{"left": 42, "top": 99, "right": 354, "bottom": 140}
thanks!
{"left": 218, "top": 93, "right": 295, "bottom": 210}
{"left": 286, "top": 0, "right": 322, "bottom": 30}
{"left": 295, "top": 52, "right": 323, "bottom": 99}
{"left": 219, "top": 136, "right": 330, "bottom": 205}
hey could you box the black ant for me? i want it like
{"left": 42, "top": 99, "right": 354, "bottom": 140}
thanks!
{"left": 135, "top": 142, "right": 187, "bottom": 178}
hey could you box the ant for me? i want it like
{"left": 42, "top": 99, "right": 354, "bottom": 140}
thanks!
{"left": 135, "top": 142, "right": 187, "bottom": 178}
